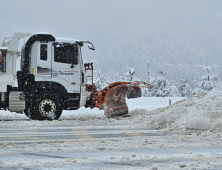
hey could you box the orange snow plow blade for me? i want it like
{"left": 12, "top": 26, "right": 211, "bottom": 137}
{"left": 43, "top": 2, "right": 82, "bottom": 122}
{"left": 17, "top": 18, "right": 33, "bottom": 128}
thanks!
{"left": 103, "top": 84, "right": 128, "bottom": 118}
{"left": 92, "top": 81, "right": 152, "bottom": 118}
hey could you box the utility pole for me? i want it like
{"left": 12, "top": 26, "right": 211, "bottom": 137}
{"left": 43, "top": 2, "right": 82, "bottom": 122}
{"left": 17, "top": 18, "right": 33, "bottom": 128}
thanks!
{"left": 147, "top": 61, "right": 150, "bottom": 83}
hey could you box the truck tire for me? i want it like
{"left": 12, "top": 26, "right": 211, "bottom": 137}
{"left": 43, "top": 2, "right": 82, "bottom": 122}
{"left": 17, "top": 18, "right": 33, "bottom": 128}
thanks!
{"left": 25, "top": 93, "right": 63, "bottom": 120}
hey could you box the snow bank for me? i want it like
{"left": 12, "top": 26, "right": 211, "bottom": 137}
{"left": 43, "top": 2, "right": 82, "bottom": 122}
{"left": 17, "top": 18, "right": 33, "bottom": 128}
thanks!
{"left": 149, "top": 84, "right": 222, "bottom": 132}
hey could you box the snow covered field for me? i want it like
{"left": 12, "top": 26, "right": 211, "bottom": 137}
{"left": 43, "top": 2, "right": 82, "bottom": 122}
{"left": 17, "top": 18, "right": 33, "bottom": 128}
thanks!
{"left": 1, "top": 87, "right": 222, "bottom": 169}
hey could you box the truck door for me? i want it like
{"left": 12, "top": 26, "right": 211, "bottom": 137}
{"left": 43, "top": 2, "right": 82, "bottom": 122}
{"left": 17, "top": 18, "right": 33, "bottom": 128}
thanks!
{"left": 51, "top": 43, "right": 80, "bottom": 93}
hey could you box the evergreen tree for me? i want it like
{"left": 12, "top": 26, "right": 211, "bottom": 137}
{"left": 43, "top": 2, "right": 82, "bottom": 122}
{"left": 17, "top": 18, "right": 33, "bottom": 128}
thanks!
{"left": 178, "top": 79, "right": 193, "bottom": 97}
{"left": 148, "top": 70, "right": 170, "bottom": 97}
{"left": 94, "top": 68, "right": 110, "bottom": 90}
{"left": 193, "top": 61, "right": 219, "bottom": 94}
{"left": 122, "top": 67, "right": 139, "bottom": 82}
{"left": 169, "top": 85, "right": 180, "bottom": 97}
{"left": 148, "top": 70, "right": 181, "bottom": 97}
{"left": 149, "top": 77, "right": 170, "bottom": 97}
{"left": 142, "top": 76, "right": 156, "bottom": 97}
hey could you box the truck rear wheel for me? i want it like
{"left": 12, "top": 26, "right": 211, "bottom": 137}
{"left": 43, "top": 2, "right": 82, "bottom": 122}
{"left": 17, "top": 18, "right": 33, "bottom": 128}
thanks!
{"left": 25, "top": 93, "right": 63, "bottom": 120}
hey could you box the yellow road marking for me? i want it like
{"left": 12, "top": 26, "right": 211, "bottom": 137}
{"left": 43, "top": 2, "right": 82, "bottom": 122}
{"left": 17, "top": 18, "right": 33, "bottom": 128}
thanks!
{"left": 122, "top": 128, "right": 143, "bottom": 137}
{"left": 7, "top": 136, "right": 50, "bottom": 141}
{"left": 73, "top": 129, "right": 94, "bottom": 139}
{"left": 21, "top": 129, "right": 37, "bottom": 134}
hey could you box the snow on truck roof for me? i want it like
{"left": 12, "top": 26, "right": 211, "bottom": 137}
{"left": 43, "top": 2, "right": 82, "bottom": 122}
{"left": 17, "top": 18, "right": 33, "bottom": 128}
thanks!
{"left": 32, "top": 33, "right": 83, "bottom": 44}
{"left": 55, "top": 37, "right": 79, "bottom": 43}
{"left": 0, "top": 47, "right": 8, "bottom": 50}
{"left": 33, "top": 32, "right": 52, "bottom": 35}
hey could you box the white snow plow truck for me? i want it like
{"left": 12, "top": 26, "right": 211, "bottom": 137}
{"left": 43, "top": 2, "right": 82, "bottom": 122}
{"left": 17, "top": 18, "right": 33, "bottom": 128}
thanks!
{"left": 0, "top": 33, "right": 151, "bottom": 120}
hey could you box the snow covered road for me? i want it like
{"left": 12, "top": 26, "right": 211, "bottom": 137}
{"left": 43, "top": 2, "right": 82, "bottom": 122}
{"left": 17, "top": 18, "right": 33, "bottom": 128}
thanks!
{"left": 1, "top": 96, "right": 222, "bottom": 169}
{"left": 1, "top": 121, "right": 222, "bottom": 170}
{"left": 0, "top": 125, "right": 165, "bottom": 144}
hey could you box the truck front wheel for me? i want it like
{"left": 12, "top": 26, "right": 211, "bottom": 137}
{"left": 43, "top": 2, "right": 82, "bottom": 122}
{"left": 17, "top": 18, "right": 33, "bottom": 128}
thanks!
{"left": 25, "top": 93, "right": 63, "bottom": 120}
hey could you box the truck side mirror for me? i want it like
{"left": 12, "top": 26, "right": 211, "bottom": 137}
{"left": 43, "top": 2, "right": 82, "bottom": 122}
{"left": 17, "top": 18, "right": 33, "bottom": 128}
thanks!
{"left": 77, "top": 41, "right": 95, "bottom": 51}
{"left": 88, "top": 45, "right": 95, "bottom": 50}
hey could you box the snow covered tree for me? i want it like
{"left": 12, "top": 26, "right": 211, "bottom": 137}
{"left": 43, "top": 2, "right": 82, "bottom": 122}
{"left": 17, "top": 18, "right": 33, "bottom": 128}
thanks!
{"left": 148, "top": 70, "right": 170, "bottom": 97}
{"left": 169, "top": 85, "right": 180, "bottom": 97}
{"left": 148, "top": 70, "right": 180, "bottom": 97}
{"left": 193, "top": 61, "right": 219, "bottom": 94}
{"left": 178, "top": 79, "right": 193, "bottom": 97}
{"left": 149, "top": 77, "right": 170, "bottom": 97}
{"left": 142, "top": 76, "right": 156, "bottom": 97}
{"left": 94, "top": 68, "right": 110, "bottom": 90}
{"left": 194, "top": 73, "right": 219, "bottom": 93}
{"left": 157, "top": 69, "right": 166, "bottom": 77}
{"left": 122, "top": 67, "right": 139, "bottom": 82}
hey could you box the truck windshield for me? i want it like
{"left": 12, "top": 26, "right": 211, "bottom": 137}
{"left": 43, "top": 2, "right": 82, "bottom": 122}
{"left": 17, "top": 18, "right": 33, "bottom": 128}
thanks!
{"left": 54, "top": 43, "right": 78, "bottom": 64}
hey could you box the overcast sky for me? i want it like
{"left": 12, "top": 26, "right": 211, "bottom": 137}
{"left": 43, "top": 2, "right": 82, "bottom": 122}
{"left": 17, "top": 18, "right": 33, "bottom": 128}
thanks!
{"left": 1, "top": 0, "right": 222, "bottom": 62}
{"left": 1, "top": 0, "right": 221, "bottom": 37}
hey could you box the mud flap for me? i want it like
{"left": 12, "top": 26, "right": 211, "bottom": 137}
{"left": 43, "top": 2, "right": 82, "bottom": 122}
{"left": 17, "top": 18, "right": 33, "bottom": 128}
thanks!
{"left": 103, "top": 85, "right": 128, "bottom": 118}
